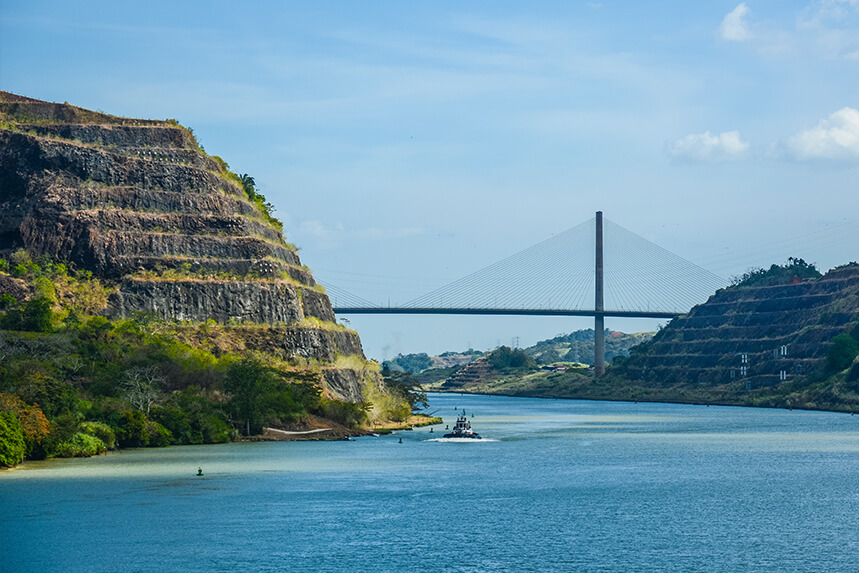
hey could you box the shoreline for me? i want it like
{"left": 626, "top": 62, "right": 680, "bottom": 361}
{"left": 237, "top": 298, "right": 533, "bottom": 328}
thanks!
{"left": 427, "top": 388, "right": 859, "bottom": 415}
{"left": 0, "top": 413, "right": 445, "bottom": 471}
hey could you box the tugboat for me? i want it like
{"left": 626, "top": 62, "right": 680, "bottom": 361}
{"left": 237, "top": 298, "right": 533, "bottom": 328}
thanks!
{"left": 443, "top": 414, "right": 482, "bottom": 439}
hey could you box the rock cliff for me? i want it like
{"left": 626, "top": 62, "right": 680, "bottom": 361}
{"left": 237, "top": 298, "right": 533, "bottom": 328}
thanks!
{"left": 616, "top": 265, "right": 859, "bottom": 389}
{"left": 0, "top": 92, "right": 371, "bottom": 402}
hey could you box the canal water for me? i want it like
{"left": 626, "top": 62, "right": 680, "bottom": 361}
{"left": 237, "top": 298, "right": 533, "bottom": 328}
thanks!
{"left": 2, "top": 393, "right": 859, "bottom": 572}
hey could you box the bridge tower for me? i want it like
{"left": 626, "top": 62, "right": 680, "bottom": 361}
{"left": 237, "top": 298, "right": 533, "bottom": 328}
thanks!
{"left": 594, "top": 211, "right": 605, "bottom": 376}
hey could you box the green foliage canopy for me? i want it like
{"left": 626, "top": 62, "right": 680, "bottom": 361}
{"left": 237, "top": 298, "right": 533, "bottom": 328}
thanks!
{"left": 382, "top": 370, "right": 429, "bottom": 411}
{"left": 731, "top": 257, "right": 821, "bottom": 288}
{"left": 488, "top": 346, "right": 536, "bottom": 370}
{"left": 827, "top": 334, "right": 859, "bottom": 373}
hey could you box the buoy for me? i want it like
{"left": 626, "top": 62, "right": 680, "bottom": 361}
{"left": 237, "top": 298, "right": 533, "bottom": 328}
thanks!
{"left": 430, "top": 427, "right": 434, "bottom": 433}
{"left": 197, "top": 467, "right": 203, "bottom": 476}
{"left": 398, "top": 437, "right": 402, "bottom": 444}
{"left": 445, "top": 425, "right": 449, "bottom": 430}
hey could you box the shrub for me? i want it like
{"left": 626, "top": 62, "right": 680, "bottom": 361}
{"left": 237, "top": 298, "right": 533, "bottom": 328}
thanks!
{"left": 146, "top": 421, "right": 172, "bottom": 447}
{"left": 53, "top": 432, "right": 107, "bottom": 457}
{"left": 117, "top": 410, "right": 149, "bottom": 447}
{"left": 319, "top": 399, "right": 369, "bottom": 428}
{"left": 80, "top": 421, "right": 116, "bottom": 449}
{"left": 201, "top": 415, "right": 233, "bottom": 443}
{"left": 0, "top": 412, "right": 26, "bottom": 467}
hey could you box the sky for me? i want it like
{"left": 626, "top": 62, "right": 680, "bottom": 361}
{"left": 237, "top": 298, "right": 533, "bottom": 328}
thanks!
{"left": 2, "top": 1, "right": 859, "bottom": 361}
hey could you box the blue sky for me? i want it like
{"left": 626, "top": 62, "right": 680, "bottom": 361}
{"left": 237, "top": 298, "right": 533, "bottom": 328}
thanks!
{"left": 2, "top": 1, "right": 859, "bottom": 360}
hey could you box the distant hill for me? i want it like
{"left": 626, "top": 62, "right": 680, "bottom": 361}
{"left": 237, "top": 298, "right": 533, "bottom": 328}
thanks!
{"left": 523, "top": 329, "right": 653, "bottom": 365}
{"left": 391, "top": 329, "right": 651, "bottom": 381}
{"left": 604, "top": 261, "right": 859, "bottom": 410}
{"left": 383, "top": 349, "right": 484, "bottom": 374}
{"left": 423, "top": 260, "right": 859, "bottom": 413}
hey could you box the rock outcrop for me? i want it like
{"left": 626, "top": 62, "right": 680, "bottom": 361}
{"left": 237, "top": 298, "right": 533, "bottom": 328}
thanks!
{"left": 0, "top": 92, "right": 369, "bottom": 402}
{"left": 617, "top": 265, "right": 859, "bottom": 389}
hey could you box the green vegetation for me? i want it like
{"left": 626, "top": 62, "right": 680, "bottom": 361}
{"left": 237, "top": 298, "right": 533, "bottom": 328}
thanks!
{"left": 130, "top": 261, "right": 326, "bottom": 293}
{"left": 202, "top": 156, "right": 284, "bottom": 234}
{"left": 731, "top": 257, "right": 821, "bottom": 288}
{"left": 382, "top": 352, "right": 434, "bottom": 374}
{"left": 426, "top": 323, "right": 859, "bottom": 413}
{"left": 487, "top": 346, "right": 536, "bottom": 370}
{"left": 414, "top": 365, "right": 460, "bottom": 387}
{"left": 827, "top": 333, "right": 859, "bottom": 373}
{"left": 439, "top": 348, "right": 484, "bottom": 358}
{"left": 525, "top": 329, "right": 654, "bottom": 365}
{"left": 0, "top": 251, "right": 400, "bottom": 468}
{"left": 382, "top": 369, "right": 429, "bottom": 412}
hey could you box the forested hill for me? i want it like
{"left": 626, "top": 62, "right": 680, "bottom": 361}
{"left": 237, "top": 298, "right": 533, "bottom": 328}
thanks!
{"left": 421, "top": 260, "right": 859, "bottom": 412}
{"left": 523, "top": 329, "right": 653, "bottom": 365}
{"left": 604, "top": 260, "right": 859, "bottom": 410}
{"left": 0, "top": 93, "right": 419, "bottom": 469}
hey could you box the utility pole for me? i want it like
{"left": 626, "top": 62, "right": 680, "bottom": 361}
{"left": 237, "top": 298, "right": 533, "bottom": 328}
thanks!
{"left": 594, "top": 211, "right": 605, "bottom": 376}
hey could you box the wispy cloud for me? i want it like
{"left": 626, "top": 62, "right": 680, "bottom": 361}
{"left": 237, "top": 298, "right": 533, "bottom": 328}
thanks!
{"left": 801, "top": 0, "right": 859, "bottom": 26}
{"left": 719, "top": 4, "right": 753, "bottom": 42}
{"left": 779, "top": 107, "right": 859, "bottom": 160}
{"left": 295, "top": 219, "right": 424, "bottom": 249}
{"left": 718, "top": 1, "right": 859, "bottom": 59}
{"left": 666, "top": 131, "right": 749, "bottom": 162}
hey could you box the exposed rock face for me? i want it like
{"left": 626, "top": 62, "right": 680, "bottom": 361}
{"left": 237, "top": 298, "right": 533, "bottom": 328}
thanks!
{"left": 0, "top": 92, "right": 369, "bottom": 402}
{"left": 618, "top": 266, "right": 859, "bottom": 388}
{"left": 441, "top": 356, "right": 492, "bottom": 390}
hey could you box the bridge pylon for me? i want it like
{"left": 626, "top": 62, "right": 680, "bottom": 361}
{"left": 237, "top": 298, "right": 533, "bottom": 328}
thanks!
{"left": 594, "top": 211, "right": 605, "bottom": 376}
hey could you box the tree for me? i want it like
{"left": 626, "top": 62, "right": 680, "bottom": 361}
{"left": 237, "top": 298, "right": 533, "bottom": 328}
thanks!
{"left": 391, "top": 353, "right": 433, "bottom": 374}
{"left": 0, "top": 297, "right": 54, "bottom": 332}
{"left": 121, "top": 366, "right": 164, "bottom": 415}
{"left": 827, "top": 334, "right": 859, "bottom": 373}
{"left": 0, "top": 412, "right": 26, "bottom": 467}
{"left": 488, "top": 346, "right": 536, "bottom": 370}
{"left": 238, "top": 173, "right": 257, "bottom": 201}
{"left": 0, "top": 393, "right": 50, "bottom": 457}
{"left": 382, "top": 370, "right": 428, "bottom": 411}
{"left": 224, "top": 357, "right": 277, "bottom": 436}
{"left": 731, "top": 257, "right": 821, "bottom": 288}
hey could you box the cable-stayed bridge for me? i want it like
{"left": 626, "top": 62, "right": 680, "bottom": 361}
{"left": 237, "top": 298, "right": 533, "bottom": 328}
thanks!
{"left": 323, "top": 212, "right": 727, "bottom": 374}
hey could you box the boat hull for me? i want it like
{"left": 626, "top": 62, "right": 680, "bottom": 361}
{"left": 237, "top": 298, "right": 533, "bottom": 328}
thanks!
{"left": 442, "top": 433, "right": 482, "bottom": 439}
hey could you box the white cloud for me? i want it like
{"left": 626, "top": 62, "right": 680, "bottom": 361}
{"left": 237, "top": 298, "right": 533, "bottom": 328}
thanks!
{"left": 719, "top": 3, "right": 753, "bottom": 42}
{"left": 295, "top": 219, "right": 424, "bottom": 249}
{"left": 666, "top": 131, "right": 750, "bottom": 162}
{"left": 782, "top": 107, "right": 859, "bottom": 160}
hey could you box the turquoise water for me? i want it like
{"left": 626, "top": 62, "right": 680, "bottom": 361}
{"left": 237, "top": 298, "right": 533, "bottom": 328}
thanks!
{"left": 3, "top": 394, "right": 859, "bottom": 572}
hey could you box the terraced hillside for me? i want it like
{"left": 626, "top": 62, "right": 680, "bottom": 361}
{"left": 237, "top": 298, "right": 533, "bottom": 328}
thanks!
{"left": 616, "top": 264, "right": 859, "bottom": 390}
{"left": 0, "top": 92, "right": 368, "bottom": 401}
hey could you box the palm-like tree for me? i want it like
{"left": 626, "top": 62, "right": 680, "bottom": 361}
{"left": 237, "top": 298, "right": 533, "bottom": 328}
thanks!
{"left": 238, "top": 173, "right": 256, "bottom": 199}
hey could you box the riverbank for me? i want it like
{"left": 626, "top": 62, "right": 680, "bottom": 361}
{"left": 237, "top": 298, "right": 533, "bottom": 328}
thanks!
{"left": 430, "top": 383, "right": 859, "bottom": 414}
{"left": 258, "top": 413, "right": 440, "bottom": 441}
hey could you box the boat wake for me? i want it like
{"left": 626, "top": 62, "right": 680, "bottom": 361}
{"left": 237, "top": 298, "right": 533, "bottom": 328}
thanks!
{"left": 426, "top": 437, "right": 499, "bottom": 443}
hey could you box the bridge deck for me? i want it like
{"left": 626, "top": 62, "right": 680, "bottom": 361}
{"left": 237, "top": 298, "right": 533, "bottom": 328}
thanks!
{"left": 332, "top": 307, "right": 679, "bottom": 319}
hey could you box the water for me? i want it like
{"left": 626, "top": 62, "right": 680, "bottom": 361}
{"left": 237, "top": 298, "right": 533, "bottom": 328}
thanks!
{"left": 3, "top": 394, "right": 859, "bottom": 572}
